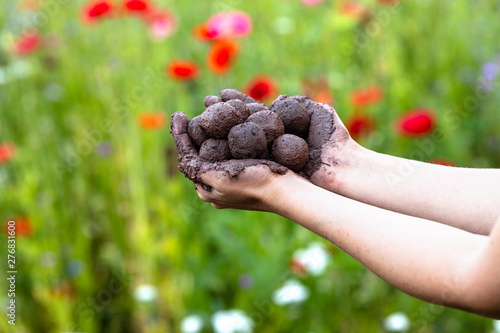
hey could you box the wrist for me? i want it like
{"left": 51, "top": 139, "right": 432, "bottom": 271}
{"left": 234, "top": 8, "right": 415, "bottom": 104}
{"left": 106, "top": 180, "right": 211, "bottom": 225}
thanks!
{"left": 262, "top": 172, "right": 312, "bottom": 215}
{"left": 315, "top": 139, "right": 372, "bottom": 194}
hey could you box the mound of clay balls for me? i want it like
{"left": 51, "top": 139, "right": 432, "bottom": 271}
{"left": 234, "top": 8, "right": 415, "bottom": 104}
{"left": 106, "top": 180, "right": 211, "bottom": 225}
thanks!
{"left": 188, "top": 89, "right": 311, "bottom": 172}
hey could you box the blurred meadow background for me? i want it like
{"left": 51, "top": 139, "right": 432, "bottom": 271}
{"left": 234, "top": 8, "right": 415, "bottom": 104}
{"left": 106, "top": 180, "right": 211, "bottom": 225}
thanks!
{"left": 1, "top": 0, "right": 500, "bottom": 332}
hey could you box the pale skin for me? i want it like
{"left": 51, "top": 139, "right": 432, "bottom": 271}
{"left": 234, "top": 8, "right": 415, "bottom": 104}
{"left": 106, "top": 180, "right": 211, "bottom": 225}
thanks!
{"left": 171, "top": 94, "right": 500, "bottom": 319}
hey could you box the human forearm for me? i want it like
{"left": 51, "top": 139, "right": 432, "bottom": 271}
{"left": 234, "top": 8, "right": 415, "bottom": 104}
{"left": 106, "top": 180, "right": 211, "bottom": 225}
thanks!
{"left": 267, "top": 175, "right": 498, "bottom": 316}
{"left": 317, "top": 141, "right": 500, "bottom": 235}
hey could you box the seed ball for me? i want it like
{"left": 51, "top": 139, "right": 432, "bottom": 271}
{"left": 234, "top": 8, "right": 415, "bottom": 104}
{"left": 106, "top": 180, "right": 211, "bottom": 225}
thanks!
{"left": 246, "top": 110, "right": 285, "bottom": 144}
{"left": 187, "top": 116, "right": 209, "bottom": 146}
{"left": 204, "top": 95, "right": 222, "bottom": 107}
{"left": 247, "top": 103, "right": 268, "bottom": 114}
{"left": 226, "top": 99, "right": 250, "bottom": 122}
{"left": 228, "top": 122, "right": 267, "bottom": 159}
{"left": 220, "top": 89, "right": 258, "bottom": 104}
{"left": 271, "top": 134, "right": 309, "bottom": 171}
{"left": 198, "top": 102, "right": 242, "bottom": 138}
{"left": 199, "top": 139, "right": 231, "bottom": 162}
{"left": 272, "top": 97, "right": 311, "bottom": 137}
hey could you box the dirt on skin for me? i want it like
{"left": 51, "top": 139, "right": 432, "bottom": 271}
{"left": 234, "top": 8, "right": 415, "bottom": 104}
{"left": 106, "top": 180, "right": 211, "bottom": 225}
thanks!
{"left": 199, "top": 139, "right": 231, "bottom": 162}
{"left": 246, "top": 110, "right": 285, "bottom": 144}
{"left": 302, "top": 102, "right": 336, "bottom": 177}
{"left": 228, "top": 122, "right": 268, "bottom": 159}
{"left": 271, "top": 134, "right": 309, "bottom": 171}
{"left": 271, "top": 95, "right": 311, "bottom": 137}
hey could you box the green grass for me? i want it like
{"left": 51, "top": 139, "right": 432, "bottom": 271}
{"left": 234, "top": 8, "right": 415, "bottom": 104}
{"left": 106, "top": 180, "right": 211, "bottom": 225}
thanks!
{"left": 1, "top": 0, "right": 500, "bottom": 332}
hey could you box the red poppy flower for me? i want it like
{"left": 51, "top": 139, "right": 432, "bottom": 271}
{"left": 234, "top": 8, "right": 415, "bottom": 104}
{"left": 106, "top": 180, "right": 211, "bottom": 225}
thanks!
{"left": 193, "top": 23, "right": 217, "bottom": 42}
{"left": 0, "top": 142, "right": 16, "bottom": 164}
{"left": 244, "top": 75, "right": 278, "bottom": 103}
{"left": 302, "top": 77, "right": 333, "bottom": 105}
{"left": 12, "top": 34, "right": 41, "bottom": 56}
{"left": 207, "top": 40, "right": 239, "bottom": 74}
{"left": 346, "top": 114, "right": 376, "bottom": 140}
{"left": 350, "top": 85, "right": 383, "bottom": 108}
{"left": 124, "top": 0, "right": 148, "bottom": 13}
{"left": 138, "top": 112, "right": 166, "bottom": 129}
{"left": 167, "top": 60, "right": 200, "bottom": 81}
{"left": 3, "top": 216, "right": 33, "bottom": 237}
{"left": 431, "top": 159, "right": 456, "bottom": 167}
{"left": 397, "top": 108, "right": 436, "bottom": 137}
{"left": 340, "top": 1, "right": 367, "bottom": 19}
{"left": 82, "top": 0, "right": 113, "bottom": 23}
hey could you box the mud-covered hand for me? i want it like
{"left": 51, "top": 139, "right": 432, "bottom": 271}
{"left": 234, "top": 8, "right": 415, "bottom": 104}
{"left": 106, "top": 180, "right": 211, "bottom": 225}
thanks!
{"left": 170, "top": 112, "right": 293, "bottom": 211}
{"left": 296, "top": 97, "right": 357, "bottom": 188}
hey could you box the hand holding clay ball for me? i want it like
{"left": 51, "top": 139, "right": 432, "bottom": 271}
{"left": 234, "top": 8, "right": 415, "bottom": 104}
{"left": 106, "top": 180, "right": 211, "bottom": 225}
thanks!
{"left": 171, "top": 89, "right": 344, "bottom": 186}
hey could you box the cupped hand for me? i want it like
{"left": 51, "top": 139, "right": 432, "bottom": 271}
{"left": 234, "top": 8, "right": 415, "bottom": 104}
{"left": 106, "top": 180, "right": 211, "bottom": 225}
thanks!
{"left": 293, "top": 96, "right": 359, "bottom": 191}
{"left": 170, "top": 111, "right": 294, "bottom": 211}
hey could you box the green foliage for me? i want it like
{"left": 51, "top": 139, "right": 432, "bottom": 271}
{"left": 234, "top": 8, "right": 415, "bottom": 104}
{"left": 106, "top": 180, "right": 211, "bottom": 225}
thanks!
{"left": 0, "top": 0, "right": 499, "bottom": 332}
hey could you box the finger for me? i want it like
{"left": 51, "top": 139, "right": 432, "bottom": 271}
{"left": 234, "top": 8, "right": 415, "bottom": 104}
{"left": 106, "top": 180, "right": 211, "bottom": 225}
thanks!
{"left": 198, "top": 170, "right": 226, "bottom": 188}
{"left": 211, "top": 203, "right": 227, "bottom": 209}
{"left": 194, "top": 182, "right": 213, "bottom": 201}
{"left": 220, "top": 89, "right": 259, "bottom": 104}
{"left": 170, "top": 112, "right": 198, "bottom": 157}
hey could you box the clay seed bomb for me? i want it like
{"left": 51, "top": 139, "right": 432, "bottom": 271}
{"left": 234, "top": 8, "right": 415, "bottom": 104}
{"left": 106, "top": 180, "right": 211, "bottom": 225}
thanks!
{"left": 228, "top": 122, "right": 267, "bottom": 159}
{"left": 199, "top": 139, "right": 231, "bottom": 162}
{"left": 271, "top": 97, "right": 311, "bottom": 137}
{"left": 246, "top": 110, "right": 285, "bottom": 144}
{"left": 220, "top": 89, "right": 259, "bottom": 104}
{"left": 187, "top": 115, "right": 209, "bottom": 146}
{"left": 198, "top": 102, "right": 245, "bottom": 138}
{"left": 271, "top": 134, "right": 309, "bottom": 171}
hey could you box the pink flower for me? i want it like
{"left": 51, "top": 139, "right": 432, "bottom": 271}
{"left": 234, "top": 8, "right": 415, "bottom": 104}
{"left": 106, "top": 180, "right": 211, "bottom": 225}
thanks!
{"left": 146, "top": 10, "right": 177, "bottom": 41}
{"left": 206, "top": 11, "right": 252, "bottom": 39}
{"left": 302, "top": 0, "right": 325, "bottom": 5}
